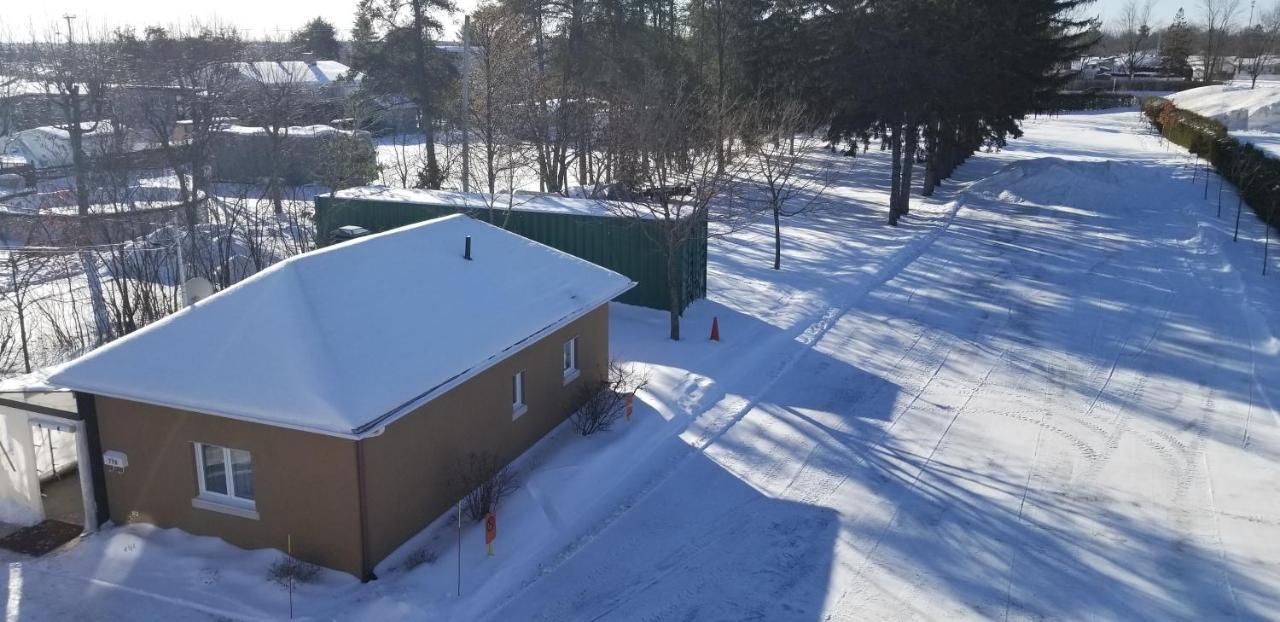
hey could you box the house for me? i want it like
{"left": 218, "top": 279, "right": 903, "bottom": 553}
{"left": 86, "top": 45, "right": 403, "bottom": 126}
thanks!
{"left": 209, "top": 123, "right": 377, "bottom": 185}
{"left": 227, "top": 57, "right": 361, "bottom": 99}
{"left": 1, "top": 122, "right": 138, "bottom": 170}
{"left": 48, "top": 214, "right": 635, "bottom": 578}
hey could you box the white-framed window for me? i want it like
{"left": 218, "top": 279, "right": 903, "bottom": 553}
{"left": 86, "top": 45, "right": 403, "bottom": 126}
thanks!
{"left": 512, "top": 370, "right": 527, "bottom": 419}
{"left": 562, "top": 337, "right": 580, "bottom": 383}
{"left": 194, "top": 443, "right": 256, "bottom": 514}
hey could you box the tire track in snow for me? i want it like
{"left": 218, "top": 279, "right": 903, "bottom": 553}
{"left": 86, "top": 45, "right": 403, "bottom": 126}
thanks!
{"left": 485, "top": 183, "right": 978, "bottom": 620}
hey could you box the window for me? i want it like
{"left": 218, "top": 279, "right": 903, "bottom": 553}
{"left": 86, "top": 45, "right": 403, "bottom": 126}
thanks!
{"left": 562, "top": 337, "right": 579, "bottom": 383}
{"left": 194, "top": 443, "right": 255, "bottom": 513}
{"left": 512, "top": 370, "right": 527, "bottom": 418}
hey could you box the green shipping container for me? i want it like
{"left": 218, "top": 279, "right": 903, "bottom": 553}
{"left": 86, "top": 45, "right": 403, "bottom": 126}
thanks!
{"left": 314, "top": 190, "right": 708, "bottom": 312}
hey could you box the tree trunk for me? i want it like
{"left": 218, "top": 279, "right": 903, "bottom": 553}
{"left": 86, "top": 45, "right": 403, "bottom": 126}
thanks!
{"left": 922, "top": 123, "right": 939, "bottom": 197}
{"left": 80, "top": 251, "right": 112, "bottom": 345}
{"left": 773, "top": 203, "right": 782, "bottom": 270}
{"left": 16, "top": 300, "right": 29, "bottom": 373}
{"left": 8, "top": 259, "right": 30, "bottom": 373}
{"left": 899, "top": 122, "right": 919, "bottom": 215}
{"left": 667, "top": 228, "right": 682, "bottom": 341}
{"left": 888, "top": 123, "right": 903, "bottom": 226}
{"left": 424, "top": 122, "right": 441, "bottom": 189}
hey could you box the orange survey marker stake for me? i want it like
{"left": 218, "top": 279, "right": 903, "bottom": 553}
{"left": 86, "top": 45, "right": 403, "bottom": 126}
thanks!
{"left": 710, "top": 316, "right": 720, "bottom": 341}
{"left": 626, "top": 394, "right": 634, "bottom": 420}
{"left": 485, "top": 512, "right": 497, "bottom": 557}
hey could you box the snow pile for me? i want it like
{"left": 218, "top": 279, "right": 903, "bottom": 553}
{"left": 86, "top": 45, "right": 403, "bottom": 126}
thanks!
{"left": 967, "top": 158, "right": 1138, "bottom": 209}
{"left": 1167, "top": 84, "right": 1280, "bottom": 131}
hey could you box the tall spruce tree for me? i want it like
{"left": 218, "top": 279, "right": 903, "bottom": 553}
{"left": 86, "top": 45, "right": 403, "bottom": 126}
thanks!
{"left": 349, "top": 0, "right": 455, "bottom": 189}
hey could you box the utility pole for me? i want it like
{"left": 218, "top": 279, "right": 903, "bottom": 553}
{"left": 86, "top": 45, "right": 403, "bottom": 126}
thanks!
{"left": 460, "top": 14, "right": 472, "bottom": 193}
{"left": 61, "top": 14, "right": 76, "bottom": 44}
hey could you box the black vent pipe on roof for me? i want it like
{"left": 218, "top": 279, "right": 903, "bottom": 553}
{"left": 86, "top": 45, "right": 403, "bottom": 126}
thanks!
{"left": 464, "top": 235, "right": 472, "bottom": 260}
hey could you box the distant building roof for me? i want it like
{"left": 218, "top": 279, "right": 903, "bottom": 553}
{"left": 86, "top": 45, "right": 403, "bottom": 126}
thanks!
{"left": 50, "top": 214, "right": 635, "bottom": 437}
{"left": 229, "top": 60, "right": 357, "bottom": 85}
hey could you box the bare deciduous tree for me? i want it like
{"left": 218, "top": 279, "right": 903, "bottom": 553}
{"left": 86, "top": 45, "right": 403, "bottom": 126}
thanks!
{"left": 1241, "top": 4, "right": 1280, "bottom": 88}
{"left": 605, "top": 77, "right": 746, "bottom": 340}
{"left": 744, "top": 100, "right": 829, "bottom": 270}
{"left": 1117, "top": 0, "right": 1156, "bottom": 79}
{"left": 1200, "top": 0, "right": 1243, "bottom": 81}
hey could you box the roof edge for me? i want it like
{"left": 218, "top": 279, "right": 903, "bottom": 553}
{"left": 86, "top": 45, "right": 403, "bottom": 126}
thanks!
{"left": 53, "top": 282, "right": 636, "bottom": 441}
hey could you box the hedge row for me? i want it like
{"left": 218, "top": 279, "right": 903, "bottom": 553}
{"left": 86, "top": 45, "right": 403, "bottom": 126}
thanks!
{"left": 1140, "top": 96, "right": 1280, "bottom": 235}
{"left": 1035, "top": 92, "right": 1136, "bottom": 113}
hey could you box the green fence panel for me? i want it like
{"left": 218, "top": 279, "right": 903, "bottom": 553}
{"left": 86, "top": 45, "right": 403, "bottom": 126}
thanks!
{"left": 314, "top": 194, "right": 707, "bottom": 312}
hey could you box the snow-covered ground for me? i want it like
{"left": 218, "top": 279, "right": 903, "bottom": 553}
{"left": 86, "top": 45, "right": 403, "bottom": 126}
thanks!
{"left": 1168, "top": 83, "right": 1280, "bottom": 131}
{"left": 1168, "top": 83, "right": 1280, "bottom": 158}
{"left": 2, "top": 108, "right": 1279, "bottom": 620}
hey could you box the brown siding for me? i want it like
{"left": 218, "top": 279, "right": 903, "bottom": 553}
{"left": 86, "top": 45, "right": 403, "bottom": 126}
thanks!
{"left": 360, "top": 304, "right": 611, "bottom": 568}
{"left": 90, "top": 303, "right": 611, "bottom": 579}
{"left": 93, "top": 397, "right": 365, "bottom": 576}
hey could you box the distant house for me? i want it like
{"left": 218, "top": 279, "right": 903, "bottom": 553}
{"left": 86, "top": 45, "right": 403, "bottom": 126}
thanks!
{"left": 1190, "top": 55, "right": 1239, "bottom": 81}
{"left": 49, "top": 214, "right": 635, "bottom": 578}
{"left": 0, "top": 79, "right": 65, "bottom": 136}
{"left": 209, "top": 123, "right": 377, "bottom": 185}
{"left": 0, "top": 122, "right": 140, "bottom": 170}
{"left": 227, "top": 57, "right": 361, "bottom": 97}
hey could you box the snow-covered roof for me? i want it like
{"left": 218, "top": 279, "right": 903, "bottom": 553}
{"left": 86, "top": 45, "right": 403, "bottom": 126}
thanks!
{"left": 215, "top": 123, "right": 347, "bottom": 137}
{"left": 230, "top": 60, "right": 356, "bottom": 85}
{"left": 333, "top": 186, "right": 654, "bottom": 219}
{"left": 2, "top": 122, "right": 124, "bottom": 169}
{"left": 49, "top": 214, "right": 635, "bottom": 438}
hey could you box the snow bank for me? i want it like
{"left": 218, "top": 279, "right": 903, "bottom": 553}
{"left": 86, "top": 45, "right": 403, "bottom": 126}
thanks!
{"left": 967, "top": 158, "right": 1135, "bottom": 210}
{"left": 1167, "top": 84, "right": 1280, "bottom": 131}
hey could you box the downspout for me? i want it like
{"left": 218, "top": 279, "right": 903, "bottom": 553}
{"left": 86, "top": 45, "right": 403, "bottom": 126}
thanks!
{"left": 73, "top": 392, "right": 110, "bottom": 527}
{"left": 355, "top": 439, "right": 374, "bottom": 581}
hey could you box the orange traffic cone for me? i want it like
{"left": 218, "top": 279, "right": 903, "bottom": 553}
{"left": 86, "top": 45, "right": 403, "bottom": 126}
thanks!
{"left": 710, "top": 316, "right": 720, "bottom": 342}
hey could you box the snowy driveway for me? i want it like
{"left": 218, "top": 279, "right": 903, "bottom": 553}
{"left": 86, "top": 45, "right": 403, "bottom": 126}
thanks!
{"left": 489, "top": 114, "right": 1280, "bottom": 620}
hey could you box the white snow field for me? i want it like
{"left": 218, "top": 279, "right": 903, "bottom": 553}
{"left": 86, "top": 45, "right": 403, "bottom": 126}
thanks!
{"left": 3, "top": 109, "right": 1280, "bottom": 621}
{"left": 1168, "top": 83, "right": 1280, "bottom": 131}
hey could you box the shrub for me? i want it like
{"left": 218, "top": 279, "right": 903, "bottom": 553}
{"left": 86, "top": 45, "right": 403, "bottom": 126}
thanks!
{"left": 449, "top": 452, "right": 518, "bottom": 522}
{"left": 267, "top": 556, "right": 321, "bottom": 588}
{"left": 570, "top": 359, "right": 650, "bottom": 436}
{"left": 400, "top": 546, "right": 437, "bottom": 571}
{"left": 1140, "top": 97, "right": 1280, "bottom": 238}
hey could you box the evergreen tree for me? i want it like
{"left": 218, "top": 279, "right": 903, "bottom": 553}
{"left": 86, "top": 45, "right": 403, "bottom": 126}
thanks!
{"left": 1162, "top": 9, "right": 1196, "bottom": 80}
{"left": 291, "top": 17, "right": 342, "bottom": 60}
{"left": 349, "top": 0, "right": 455, "bottom": 189}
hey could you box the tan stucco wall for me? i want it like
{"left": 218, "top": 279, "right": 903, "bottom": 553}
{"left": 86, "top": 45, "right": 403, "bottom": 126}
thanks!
{"left": 93, "top": 397, "right": 365, "bottom": 576}
{"left": 360, "top": 304, "right": 611, "bottom": 567}
{"left": 90, "top": 303, "right": 610, "bottom": 579}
